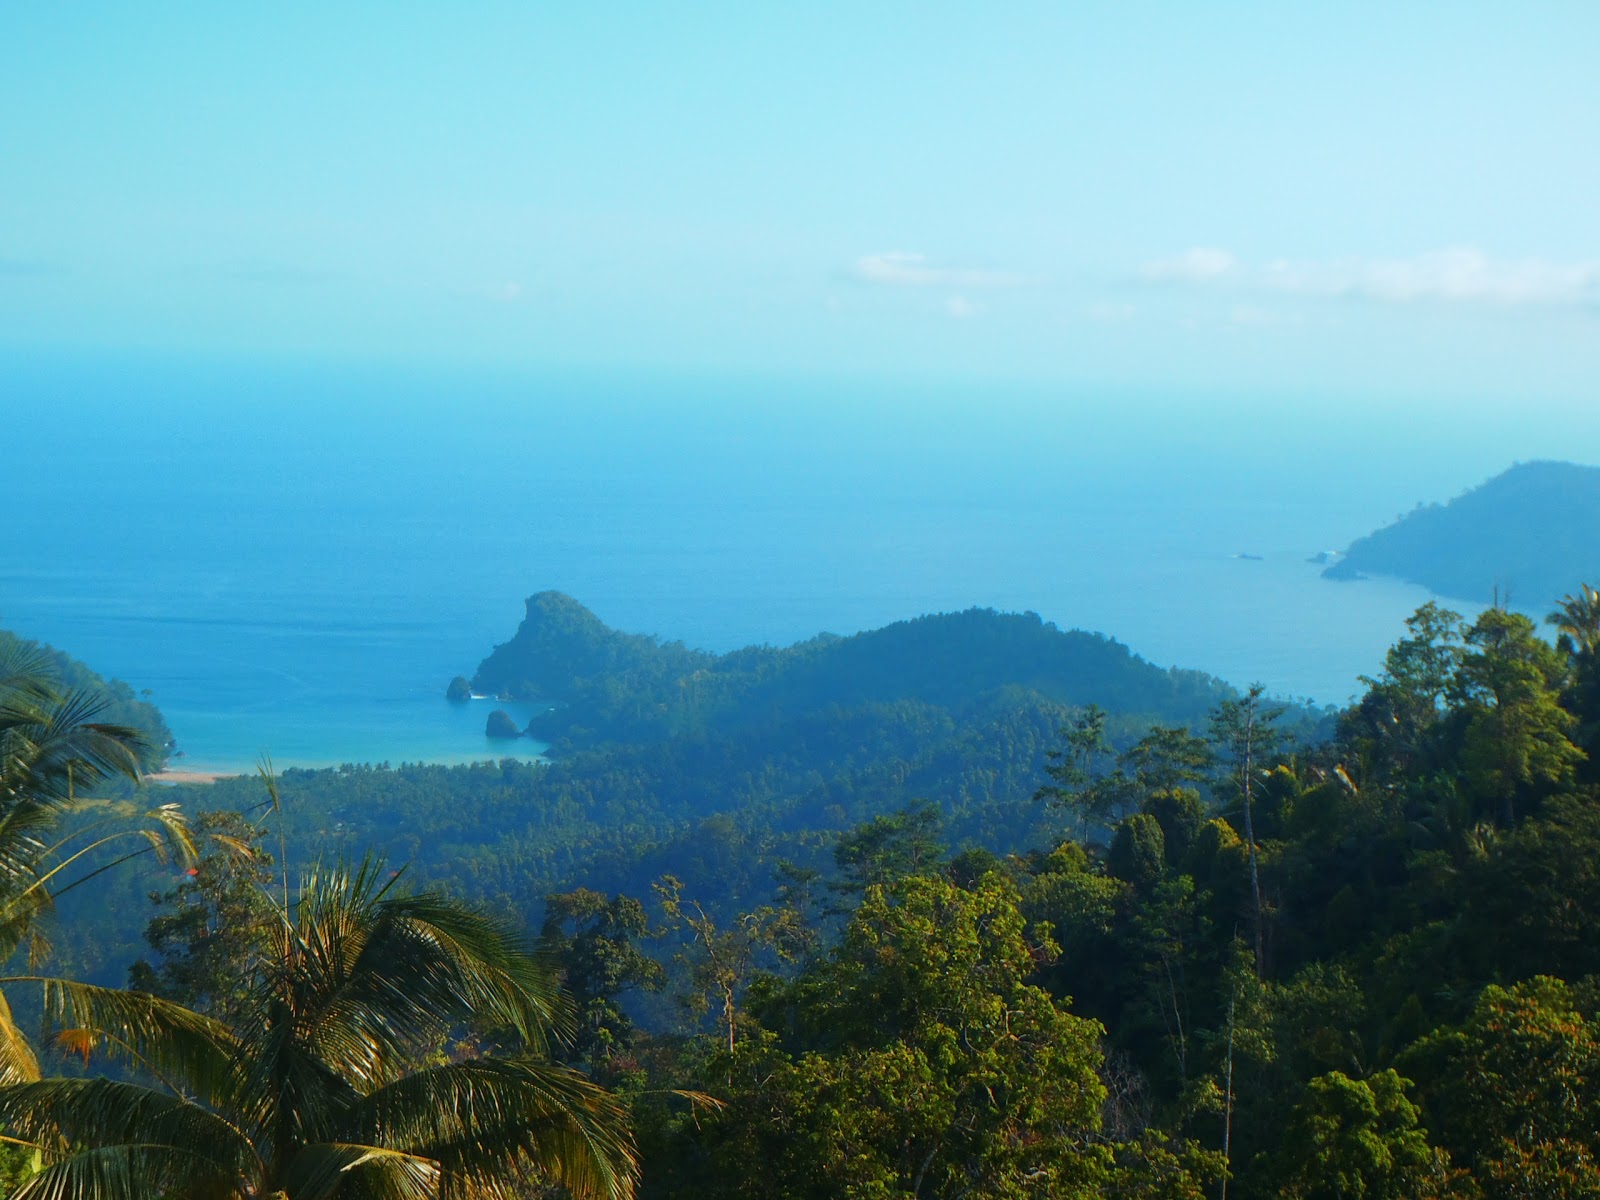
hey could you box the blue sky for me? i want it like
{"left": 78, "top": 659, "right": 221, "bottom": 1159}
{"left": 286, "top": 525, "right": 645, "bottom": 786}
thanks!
{"left": 3, "top": 2, "right": 1597, "bottom": 399}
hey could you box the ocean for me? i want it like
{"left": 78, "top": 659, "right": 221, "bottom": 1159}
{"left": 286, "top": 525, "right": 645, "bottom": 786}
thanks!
{"left": 6, "top": 351, "right": 1594, "bottom": 773}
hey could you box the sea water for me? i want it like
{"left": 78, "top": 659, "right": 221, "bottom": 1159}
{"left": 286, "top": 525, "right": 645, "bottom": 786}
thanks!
{"left": 6, "top": 351, "right": 1596, "bottom": 772}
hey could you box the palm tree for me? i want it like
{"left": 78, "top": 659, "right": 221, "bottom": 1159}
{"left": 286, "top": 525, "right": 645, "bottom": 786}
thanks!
{"left": 1549, "top": 583, "right": 1600, "bottom": 659}
{"left": 0, "top": 856, "right": 638, "bottom": 1198}
{"left": 0, "top": 642, "right": 197, "bottom": 1086}
{"left": 1549, "top": 583, "right": 1600, "bottom": 777}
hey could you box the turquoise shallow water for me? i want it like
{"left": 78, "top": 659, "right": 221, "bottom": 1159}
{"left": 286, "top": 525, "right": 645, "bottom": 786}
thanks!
{"left": 5, "top": 353, "right": 1594, "bottom": 771}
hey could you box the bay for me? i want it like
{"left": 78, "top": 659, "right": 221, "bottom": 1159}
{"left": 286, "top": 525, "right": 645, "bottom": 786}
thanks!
{"left": 6, "top": 351, "right": 1594, "bottom": 772}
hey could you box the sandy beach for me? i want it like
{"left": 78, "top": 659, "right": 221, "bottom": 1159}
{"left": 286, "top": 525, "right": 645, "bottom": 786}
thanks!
{"left": 145, "top": 769, "right": 237, "bottom": 786}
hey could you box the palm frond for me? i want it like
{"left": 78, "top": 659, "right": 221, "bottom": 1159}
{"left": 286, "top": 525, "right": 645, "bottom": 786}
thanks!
{"left": 0, "top": 643, "right": 62, "bottom": 705}
{"left": 0, "top": 1079, "right": 254, "bottom": 1199}
{"left": 283, "top": 860, "right": 569, "bottom": 1090}
{"left": 25, "top": 687, "right": 145, "bottom": 794}
{"left": 8, "top": 1141, "right": 246, "bottom": 1200}
{"left": 0, "top": 679, "right": 147, "bottom": 884}
{"left": 0, "top": 984, "right": 41, "bottom": 1084}
{"left": 351, "top": 1057, "right": 637, "bottom": 1200}
{"left": 277, "top": 1141, "right": 441, "bottom": 1200}
{"left": 226, "top": 999, "right": 366, "bottom": 1152}
{"left": 8, "top": 978, "right": 238, "bottom": 1101}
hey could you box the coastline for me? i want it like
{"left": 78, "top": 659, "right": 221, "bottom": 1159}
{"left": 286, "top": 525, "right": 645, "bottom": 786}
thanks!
{"left": 145, "top": 768, "right": 237, "bottom": 786}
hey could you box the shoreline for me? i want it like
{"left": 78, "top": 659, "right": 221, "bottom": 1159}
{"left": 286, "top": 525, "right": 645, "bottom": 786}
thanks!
{"left": 145, "top": 769, "right": 238, "bottom": 786}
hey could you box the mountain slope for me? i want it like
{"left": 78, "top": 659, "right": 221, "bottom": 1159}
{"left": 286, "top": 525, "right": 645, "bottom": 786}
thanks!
{"left": 1325, "top": 460, "right": 1600, "bottom": 607}
{"left": 466, "top": 592, "right": 1235, "bottom": 749}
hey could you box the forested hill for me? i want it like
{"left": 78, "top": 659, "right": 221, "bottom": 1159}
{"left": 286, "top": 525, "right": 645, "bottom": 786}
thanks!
{"left": 140, "top": 597, "right": 1298, "bottom": 940}
{"left": 1325, "top": 460, "right": 1600, "bottom": 607}
{"left": 0, "top": 627, "right": 173, "bottom": 770}
{"left": 468, "top": 591, "right": 1236, "bottom": 748}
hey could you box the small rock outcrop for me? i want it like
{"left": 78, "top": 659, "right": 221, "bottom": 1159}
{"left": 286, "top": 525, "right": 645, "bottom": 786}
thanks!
{"left": 485, "top": 709, "right": 523, "bottom": 740}
{"left": 445, "top": 675, "right": 473, "bottom": 704}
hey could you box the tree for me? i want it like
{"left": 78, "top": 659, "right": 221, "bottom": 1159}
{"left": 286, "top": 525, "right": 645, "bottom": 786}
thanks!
{"left": 128, "top": 809, "right": 277, "bottom": 1027}
{"left": 1549, "top": 584, "right": 1600, "bottom": 778}
{"left": 1449, "top": 608, "right": 1582, "bottom": 825}
{"left": 653, "top": 875, "right": 805, "bottom": 1060}
{"left": 677, "top": 873, "right": 1138, "bottom": 1199}
{"left": 542, "top": 887, "right": 664, "bottom": 1074}
{"left": 1, "top": 641, "right": 147, "bottom": 835}
{"left": 1209, "top": 685, "right": 1285, "bottom": 976}
{"left": 1403, "top": 976, "right": 1600, "bottom": 1199}
{"left": 1549, "top": 584, "right": 1600, "bottom": 659}
{"left": 0, "top": 643, "right": 195, "bottom": 1086}
{"left": 1337, "top": 602, "right": 1464, "bottom": 795}
{"left": 0, "top": 858, "right": 638, "bottom": 1199}
{"left": 1036, "top": 704, "right": 1112, "bottom": 835}
{"left": 1121, "top": 724, "right": 1214, "bottom": 800}
{"left": 1108, "top": 813, "right": 1167, "bottom": 891}
{"left": 831, "top": 801, "right": 944, "bottom": 892}
{"left": 1267, "top": 1070, "right": 1467, "bottom": 1200}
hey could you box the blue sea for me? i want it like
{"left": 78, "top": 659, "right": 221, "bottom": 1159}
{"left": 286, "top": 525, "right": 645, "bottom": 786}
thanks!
{"left": 6, "top": 351, "right": 1596, "bottom": 773}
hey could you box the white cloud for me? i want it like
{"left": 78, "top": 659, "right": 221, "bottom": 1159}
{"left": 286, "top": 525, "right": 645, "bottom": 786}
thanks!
{"left": 1142, "top": 247, "right": 1238, "bottom": 283}
{"left": 1146, "top": 246, "right": 1600, "bottom": 307}
{"left": 1263, "top": 248, "right": 1600, "bottom": 306}
{"left": 946, "top": 295, "right": 976, "bottom": 318}
{"left": 855, "top": 251, "right": 1021, "bottom": 289}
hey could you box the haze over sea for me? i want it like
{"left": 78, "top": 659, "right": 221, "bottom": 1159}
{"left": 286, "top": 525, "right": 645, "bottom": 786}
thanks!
{"left": 7, "top": 352, "right": 1598, "bottom": 773}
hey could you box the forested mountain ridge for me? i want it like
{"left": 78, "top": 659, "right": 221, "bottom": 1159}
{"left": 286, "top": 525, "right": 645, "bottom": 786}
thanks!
{"left": 192, "top": 599, "right": 1290, "bottom": 928}
{"left": 468, "top": 591, "right": 1239, "bottom": 748}
{"left": 1325, "top": 460, "right": 1600, "bottom": 606}
{"left": 54, "top": 598, "right": 1286, "bottom": 992}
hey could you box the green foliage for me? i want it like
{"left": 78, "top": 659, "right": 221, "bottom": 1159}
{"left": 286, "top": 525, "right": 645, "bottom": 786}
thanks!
{"left": 0, "top": 629, "right": 172, "bottom": 773}
{"left": 0, "top": 642, "right": 195, "bottom": 1085}
{"left": 2, "top": 857, "right": 639, "bottom": 1199}
{"left": 1403, "top": 977, "right": 1600, "bottom": 1198}
{"left": 1266, "top": 1070, "right": 1466, "bottom": 1200}
{"left": 542, "top": 888, "right": 664, "bottom": 1075}
{"left": 126, "top": 809, "right": 276, "bottom": 1026}
{"left": 1108, "top": 813, "right": 1166, "bottom": 890}
{"left": 832, "top": 801, "right": 945, "bottom": 891}
{"left": 29, "top": 586, "right": 1600, "bottom": 1198}
{"left": 651, "top": 873, "right": 1220, "bottom": 1199}
{"left": 1450, "top": 607, "right": 1583, "bottom": 824}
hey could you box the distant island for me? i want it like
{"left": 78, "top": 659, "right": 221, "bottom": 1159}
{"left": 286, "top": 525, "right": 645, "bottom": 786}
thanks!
{"left": 1324, "top": 460, "right": 1600, "bottom": 608}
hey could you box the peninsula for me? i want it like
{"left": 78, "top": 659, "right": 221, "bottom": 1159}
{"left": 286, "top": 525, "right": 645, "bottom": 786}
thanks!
{"left": 1324, "top": 460, "right": 1600, "bottom": 607}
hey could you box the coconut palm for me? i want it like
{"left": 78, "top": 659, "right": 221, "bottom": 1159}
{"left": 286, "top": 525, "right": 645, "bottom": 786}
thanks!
{"left": 1549, "top": 583, "right": 1600, "bottom": 777}
{"left": 0, "top": 642, "right": 197, "bottom": 1086}
{"left": 0, "top": 856, "right": 638, "bottom": 1199}
{"left": 1549, "top": 583, "right": 1600, "bottom": 659}
{"left": 1, "top": 640, "right": 148, "bottom": 856}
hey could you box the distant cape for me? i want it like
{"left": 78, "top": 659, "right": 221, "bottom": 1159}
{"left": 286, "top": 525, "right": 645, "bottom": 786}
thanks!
{"left": 463, "top": 591, "right": 1238, "bottom": 750}
{"left": 1323, "top": 460, "right": 1600, "bottom": 608}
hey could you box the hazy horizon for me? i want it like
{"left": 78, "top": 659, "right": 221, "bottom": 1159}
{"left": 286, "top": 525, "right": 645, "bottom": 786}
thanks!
{"left": 4, "top": 4, "right": 1597, "bottom": 402}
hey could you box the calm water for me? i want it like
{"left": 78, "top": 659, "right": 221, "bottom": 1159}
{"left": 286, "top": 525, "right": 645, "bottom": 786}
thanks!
{"left": 6, "top": 352, "right": 1594, "bottom": 772}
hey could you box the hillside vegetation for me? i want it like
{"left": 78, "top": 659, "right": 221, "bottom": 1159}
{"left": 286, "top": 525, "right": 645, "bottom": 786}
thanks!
{"left": 0, "top": 627, "right": 173, "bottom": 771}
{"left": 1326, "top": 460, "right": 1600, "bottom": 606}
{"left": 471, "top": 591, "right": 1238, "bottom": 747}
{"left": 109, "top": 584, "right": 1600, "bottom": 1199}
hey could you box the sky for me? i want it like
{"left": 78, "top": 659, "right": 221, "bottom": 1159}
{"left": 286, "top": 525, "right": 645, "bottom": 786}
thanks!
{"left": 3, "top": 2, "right": 1598, "bottom": 400}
